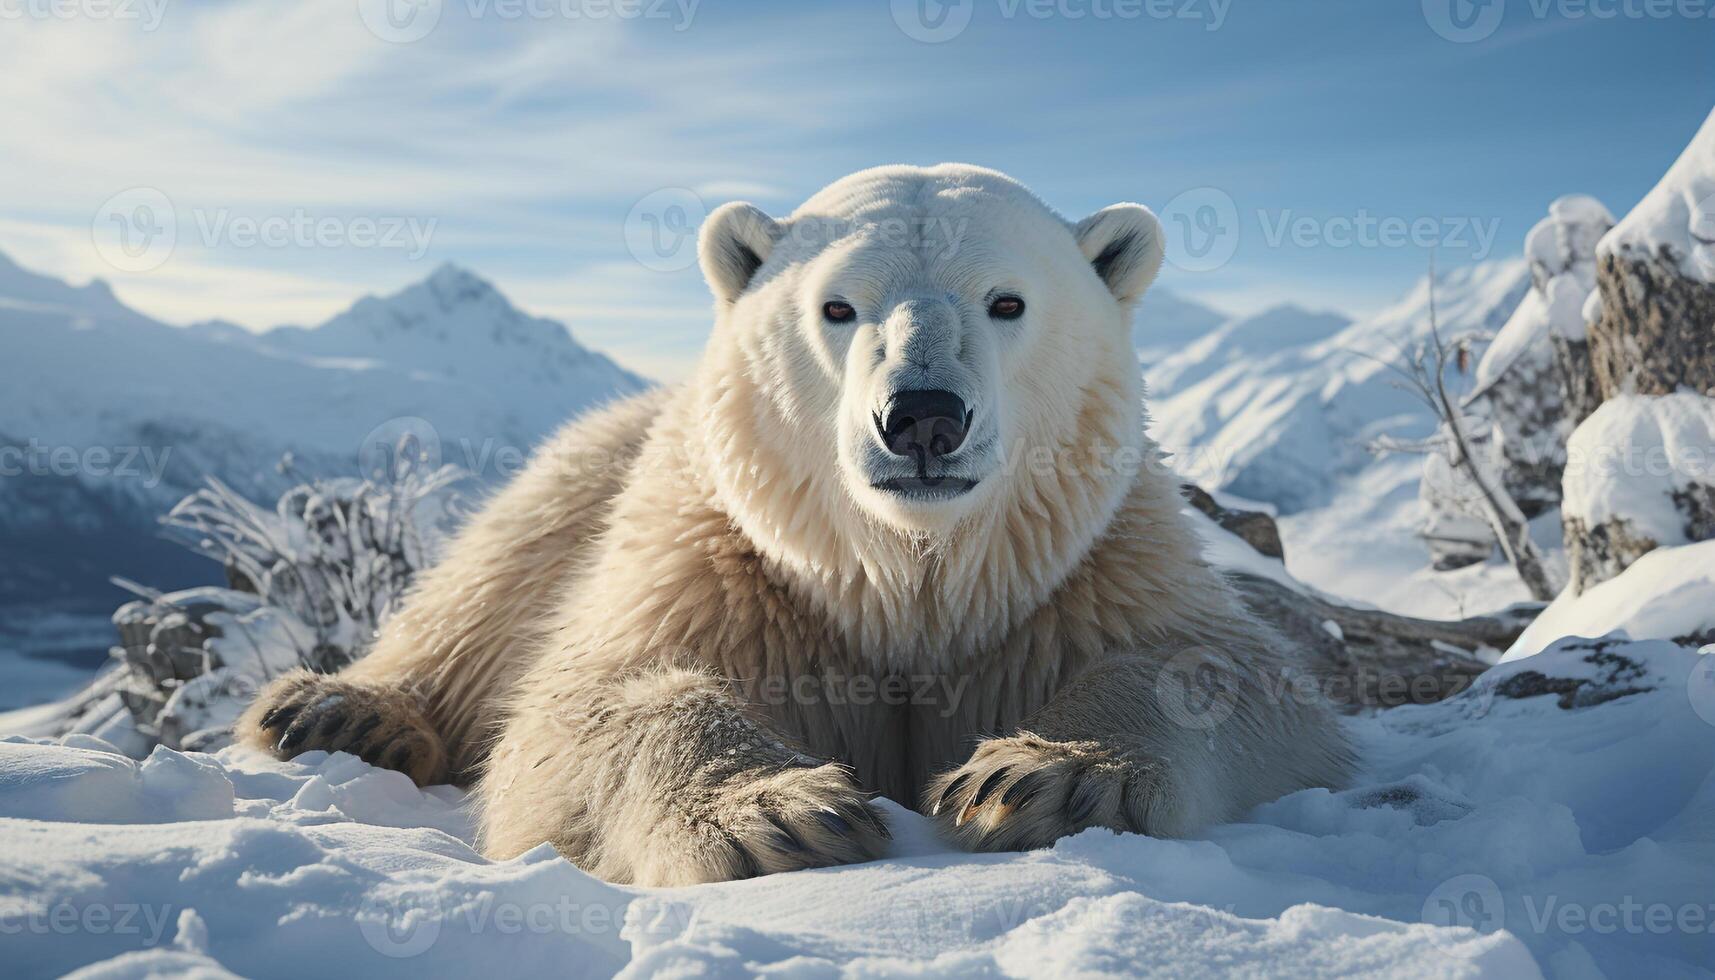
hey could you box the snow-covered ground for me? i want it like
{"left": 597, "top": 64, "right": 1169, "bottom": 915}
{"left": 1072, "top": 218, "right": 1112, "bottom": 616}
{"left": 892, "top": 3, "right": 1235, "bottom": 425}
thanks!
{"left": 1506, "top": 539, "right": 1715, "bottom": 662}
{"left": 3, "top": 498, "right": 1712, "bottom": 977}
{"left": 4, "top": 629, "right": 1710, "bottom": 979}
{"left": 1275, "top": 455, "right": 1537, "bottom": 621}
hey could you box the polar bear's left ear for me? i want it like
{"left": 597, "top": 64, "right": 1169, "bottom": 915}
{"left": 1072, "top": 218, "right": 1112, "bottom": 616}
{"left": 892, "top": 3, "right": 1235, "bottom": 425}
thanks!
{"left": 699, "top": 202, "right": 784, "bottom": 305}
{"left": 1073, "top": 204, "right": 1165, "bottom": 309}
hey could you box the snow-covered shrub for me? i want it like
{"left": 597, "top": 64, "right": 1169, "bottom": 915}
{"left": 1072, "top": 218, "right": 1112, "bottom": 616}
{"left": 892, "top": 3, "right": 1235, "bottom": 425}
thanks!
{"left": 1417, "top": 418, "right": 1507, "bottom": 570}
{"left": 1562, "top": 392, "right": 1715, "bottom": 593}
{"left": 161, "top": 460, "right": 466, "bottom": 665}
{"left": 52, "top": 450, "right": 470, "bottom": 754}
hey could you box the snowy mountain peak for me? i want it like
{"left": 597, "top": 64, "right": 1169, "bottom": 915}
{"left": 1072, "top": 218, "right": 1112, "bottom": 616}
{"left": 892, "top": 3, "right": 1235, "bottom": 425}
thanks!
{"left": 424, "top": 261, "right": 502, "bottom": 306}
{"left": 0, "top": 248, "right": 143, "bottom": 325}
{"left": 332, "top": 263, "right": 514, "bottom": 338}
{"left": 250, "top": 263, "right": 648, "bottom": 403}
{"left": 0, "top": 247, "right": 649, "bottom": 609}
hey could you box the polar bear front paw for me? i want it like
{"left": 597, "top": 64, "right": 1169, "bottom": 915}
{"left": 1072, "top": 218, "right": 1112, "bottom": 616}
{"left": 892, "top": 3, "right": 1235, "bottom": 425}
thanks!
{"left": 643, "top": 763, "right": 891, "bottom": 885}
{"left": 236, "top": 669, "right": 449, "bottom": 786}
{"left": 925, "top": 733, "right": 1155, "bottom": 851}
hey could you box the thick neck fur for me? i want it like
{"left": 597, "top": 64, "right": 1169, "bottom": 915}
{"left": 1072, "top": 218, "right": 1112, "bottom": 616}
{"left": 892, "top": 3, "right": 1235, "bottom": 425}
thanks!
{"left": 687, "top": 321, "right": 1152, "bottom": 672}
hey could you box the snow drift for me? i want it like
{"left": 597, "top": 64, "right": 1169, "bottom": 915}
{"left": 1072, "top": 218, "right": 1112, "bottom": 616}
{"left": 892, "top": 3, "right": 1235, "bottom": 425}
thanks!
{"left": 4, "top": 632, "right": 1710, "bottom": 978}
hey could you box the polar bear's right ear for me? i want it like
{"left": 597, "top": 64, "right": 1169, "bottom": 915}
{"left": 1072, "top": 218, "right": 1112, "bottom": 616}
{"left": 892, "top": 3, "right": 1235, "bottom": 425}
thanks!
{"left": 1073, "top": 204, "right": 1166, "bottom": 310}
{"left": 699, "top": 202, "right": 783, "bottom": 305}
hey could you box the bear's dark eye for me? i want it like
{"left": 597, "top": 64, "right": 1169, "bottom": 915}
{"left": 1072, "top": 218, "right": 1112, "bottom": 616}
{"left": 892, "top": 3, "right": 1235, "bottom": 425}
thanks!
{"left": 988, "top": 295, "right": 1025, "bottom": 320}
{"left": 822, "top": 300, "right": 856, "bottom": 324}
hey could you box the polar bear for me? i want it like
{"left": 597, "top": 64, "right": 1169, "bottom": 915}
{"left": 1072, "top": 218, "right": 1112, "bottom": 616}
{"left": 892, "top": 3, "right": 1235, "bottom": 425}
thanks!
{"left": 238, "top": 164, "right": 1353, "bottom": 885}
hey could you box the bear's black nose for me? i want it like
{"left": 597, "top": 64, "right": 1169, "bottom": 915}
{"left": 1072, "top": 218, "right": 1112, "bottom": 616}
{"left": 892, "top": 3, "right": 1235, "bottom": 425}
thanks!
{"left": 878, "top": 390, "right": 970, "bottom": 462}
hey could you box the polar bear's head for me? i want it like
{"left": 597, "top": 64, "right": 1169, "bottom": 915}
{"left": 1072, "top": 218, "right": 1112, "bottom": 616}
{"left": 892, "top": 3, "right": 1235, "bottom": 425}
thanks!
{"left": 693, "top": 164, "right": 1163, "bottom": 593}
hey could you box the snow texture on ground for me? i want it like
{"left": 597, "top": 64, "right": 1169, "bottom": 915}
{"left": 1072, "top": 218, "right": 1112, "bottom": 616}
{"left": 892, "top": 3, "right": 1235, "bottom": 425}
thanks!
{"left": 1506, "top": 538, "right": 1715, "bottom": 662}
{"left": 4, "top": 635, "right": 1711, "bottom": 979}
{"left": 1276, "top": 455, "right": 1536, "bottom": 621}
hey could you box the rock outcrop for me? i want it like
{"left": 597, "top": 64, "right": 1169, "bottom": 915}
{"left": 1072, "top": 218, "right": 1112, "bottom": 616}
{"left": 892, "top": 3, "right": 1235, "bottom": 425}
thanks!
{"left": 1187, "top": 483, "right": 1538, "bottom": 709}
{"left": 1182, "top": 483, "right": 1284, "bottom": 559}
{"left": 1588, "top": 107, "right": 1715, "bottom": 399}
{"left": 1588, "top": 249, "right": 1715, "bottom": 400}
{"left": 1558, "top": 109, "right": 1715, "bottom": 593}
{"left": 1233, "top": 573, "right": 1535, "bottom": 711}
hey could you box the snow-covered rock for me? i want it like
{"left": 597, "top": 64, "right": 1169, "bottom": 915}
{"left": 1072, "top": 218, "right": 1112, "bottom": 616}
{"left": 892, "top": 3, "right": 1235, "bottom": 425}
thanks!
{"left": 1561, "top": 393, "right": 1715, "bottom": 593}
{"left": 1601, "top": 107, "right": 1715, "bottom": 286}
{"left": 1589, "top": 108, "right": 1715, "bottom": 401}
{"left": 1464, "top": 196, "right": 1613, "bottom": 516}
{"left": 1148, "top": 261, "right": 1528, "bottom": 513}
{"left": 6, "top": 633, "right": 1711, "bottom": 977}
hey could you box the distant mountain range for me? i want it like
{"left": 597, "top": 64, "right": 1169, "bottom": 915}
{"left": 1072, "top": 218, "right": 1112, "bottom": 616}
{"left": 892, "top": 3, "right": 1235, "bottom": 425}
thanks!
{"left": 0, "top": 243, "right": 1535, "bottom": 614}
{"left": 0, "top": 253, "right": 648, "bottom": 612}
{"left": 1131, "top": 287, "right": 1231, "bottom": 364}
{"left": 1142, "top": 261, "right": 1531, "bottom": 512}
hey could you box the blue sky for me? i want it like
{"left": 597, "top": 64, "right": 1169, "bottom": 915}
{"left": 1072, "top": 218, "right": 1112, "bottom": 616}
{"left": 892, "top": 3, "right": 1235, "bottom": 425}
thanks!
{"left": 0, "top": 0, "right": 1708, "bottom": 379}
